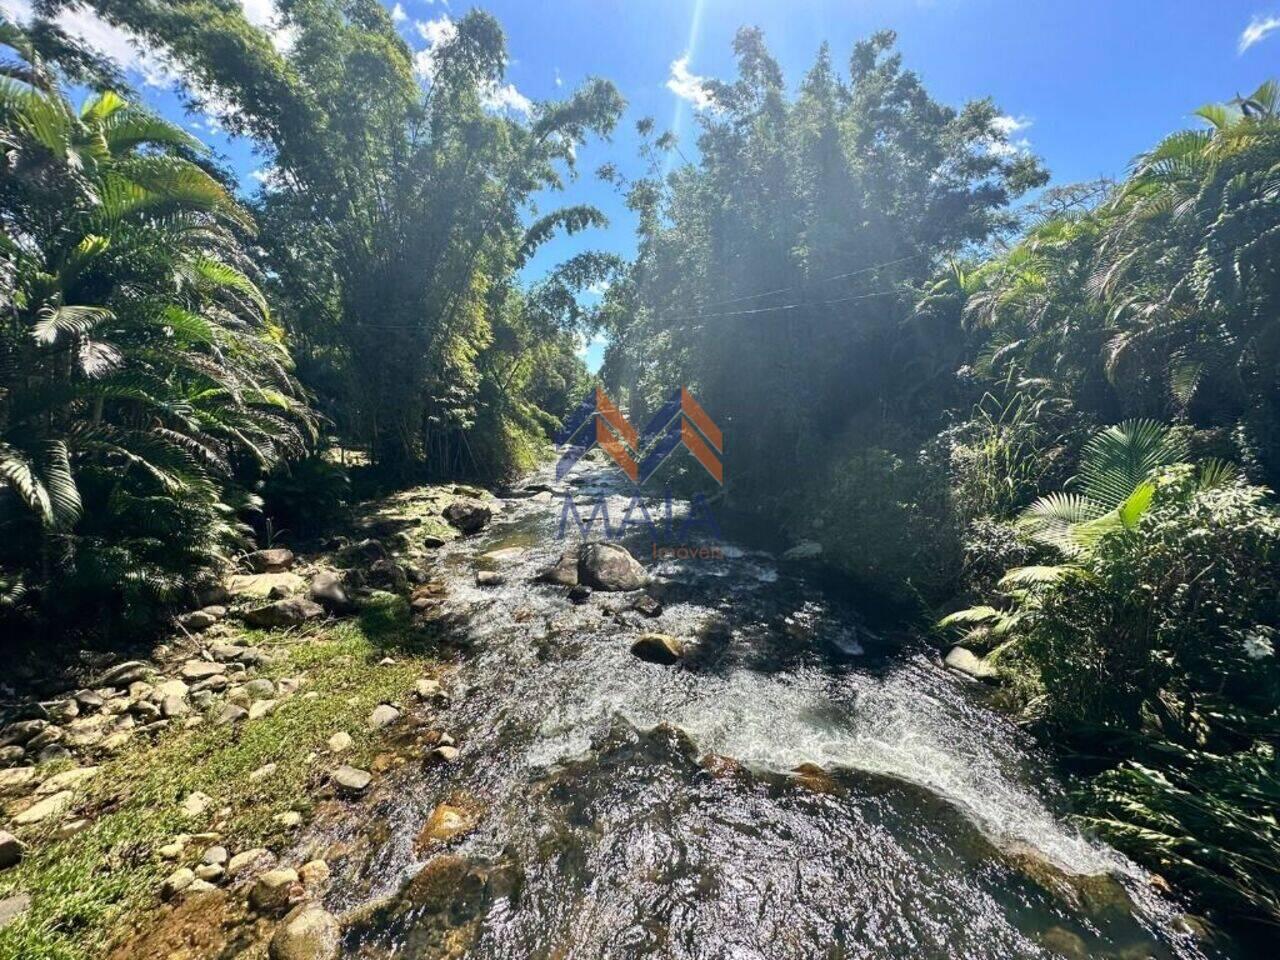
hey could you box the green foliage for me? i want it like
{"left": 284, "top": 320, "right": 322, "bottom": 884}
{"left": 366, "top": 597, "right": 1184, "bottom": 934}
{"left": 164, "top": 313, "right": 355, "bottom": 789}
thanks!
{"left": 0, "top": 27, "right": 313, "bottom": 630}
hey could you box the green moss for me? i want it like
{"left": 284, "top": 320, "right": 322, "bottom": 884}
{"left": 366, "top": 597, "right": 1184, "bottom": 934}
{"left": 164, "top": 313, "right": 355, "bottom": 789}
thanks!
{"left": 0, "top": 617, "right": 435, "bottom": 960}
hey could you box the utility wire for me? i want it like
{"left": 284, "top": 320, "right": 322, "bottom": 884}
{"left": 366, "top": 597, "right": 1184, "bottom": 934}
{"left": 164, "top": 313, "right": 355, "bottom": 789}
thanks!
{"left": 687, "top": 250, "right": 929, "bottom": 313}
{"left": 674, "top": 286, "right": 904, "bottom": 327}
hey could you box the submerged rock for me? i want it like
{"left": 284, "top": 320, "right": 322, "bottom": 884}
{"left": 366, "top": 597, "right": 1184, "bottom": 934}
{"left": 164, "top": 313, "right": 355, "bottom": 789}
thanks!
{"left": 270, "top": 904, "right": 341, "bottom": 960}
{"left": 578, "top": 542, "right": 647, "bottom": 591}
{"left": 782, "top": 540, "right": 823, "bottom": 561}
{"left": 630, "top": 633, "right": 684, "bottom": 665}
{"left": 537, "top": 551, "right": 579, "bottom": 587}
{"left": 250, "top": 868, "right": 302, "bottom": 914}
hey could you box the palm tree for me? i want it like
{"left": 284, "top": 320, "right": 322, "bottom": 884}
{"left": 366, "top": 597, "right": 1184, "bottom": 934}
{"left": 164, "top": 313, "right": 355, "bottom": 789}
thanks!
{"left": 0, "top": 24, "right": 312, "bottom": 618}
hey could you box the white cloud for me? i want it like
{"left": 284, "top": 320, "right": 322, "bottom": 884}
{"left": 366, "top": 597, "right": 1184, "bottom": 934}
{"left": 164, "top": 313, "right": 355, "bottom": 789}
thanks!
{"left": 1240, "top": 14, "right": 1280, "bottom": 53}
{"left": 575, "top": 331, "right": 608, "bottom": 359}
{"left": 249, "top": 164, "right": 285, "bottom": 193}
{"left": 391, "top": 3, "right": 407, "bottom": 23}
{"left": 586, "top": 279, "right": 610, "bottom": 296}
{"left": 554, "top": 66, "right": 563, "bottom": 88}
{"left": 239, "top": 0, "right": 295, "bottom": 54}
{"left": 667, "top": 54, "right": 715, "bottom": 110}
{"left": 413, "top": 14, "right": 457, "bottom": 79}
{"left": 411, "top": 14, "right": 530, "bottom": 117}
{"left": 481, "top": 82, "right": 532, "bottom": 117}
{"left": 986, "top": 114, "right": 1032, "bottom": 158}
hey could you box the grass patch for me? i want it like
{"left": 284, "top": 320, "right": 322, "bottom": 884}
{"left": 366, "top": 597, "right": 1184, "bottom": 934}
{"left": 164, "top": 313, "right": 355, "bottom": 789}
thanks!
{"left": 0, "top": 606, "right": 437, "bottom": 960}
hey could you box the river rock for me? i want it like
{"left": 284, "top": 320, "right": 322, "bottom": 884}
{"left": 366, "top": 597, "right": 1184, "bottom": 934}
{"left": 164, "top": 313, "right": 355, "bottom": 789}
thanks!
{"left": 368, "top": 704, "right": 400, "bottom": 730}
{"left": 74, "top": 689, "right": 105, "bottom": 712}
{"left": 250, "top": 867, "right": 302, "bottom": 914}
{"left": 0, "top": 719, "right": 47, "bottom": 747}
{"left": 413, "top": 679, "right": 446, "bottom": 703}
{"left": 428, "top": 745, "right": 459, "bottom": 764}
{"left": 327, "top": 731, "right": 353, "bottom": 753}
{"left": 332, "top": 765, "right": 372, "bottom": 796}
{"left": 181, "top": 660, "right": 226, "bottom": 682}
{"left": 0, "top": 746, "right": 25, "bottom": 767}
{"left": 181, "top": 791, "right": 213, "bottom": 817}
{"left": 248, "top": 699, "right": 277, "bottom": 721}
{"left": 632, "top": 595, "right": 663, "bottom": 617}
{"left": 244, "top": 678, "right": 276, "bottom": 700}
{"left": 298, "top": 859, "right": 330, "bottom": 890}
{"left": 578, "top": 542, "right": 647, "bottom": 591}
{"left": 0, "top": 831, "right": 23, "bottom": 871}
{"left": 270, "top": 904, "right": 341, "bottom": 960}
{"left": 310, "top": 571, "right": 355, "bottom": 614}
{"left": 443, "top": 499, "right": 492, "bottom": 534}
{"left": 630, "top": 633, "right": 684, "bottom": 665}
{"left": 229, "top": 572, "right": 306, "bottom": 600}
{"left": 13, "top": 789, "right": 74, "bottom": 825}
{"left": 226, "top": 848, "right": 275, "bottom": 880}
{"left": 36, "top": 766, "right": 99, "bottom": 794}
{"left": 244, "top": 597, "right": 324, "bottom": 628}
{"left": 0, "top": 892, "right": 30, "bottom": 929}
{"left": 415, "top": 802, "right": 477, "bottom": 849}
{"left": 782, "top": 540, "right": 823, "bottom": 561}
{"left": 0, "top": 767, "right": 36, "bottom": 794}
{"left": 366, "top": 559, "right": 408, "bottom": 593}
{"left": 181, "top": 606, "right": 225, "bottom": 631}
{"left": 195, "top": 863, "right": 224, "bottom": 883}
{"left": 246, "top": 548, "right": 295, "bottom": 573}
{"left": 475, "top": 570, "right": 504, "bottom": 587}
{"left": 538, "top": 551, "right": 579, "bottom": 586}
{"left": 92, "top": 660, "right": 150, "bottom": 689}
{"left": 161, "top": 867, "right": 196, "bottom": 900}
{"left": 944, "top": 646, "right": 1000, "bottom": 682}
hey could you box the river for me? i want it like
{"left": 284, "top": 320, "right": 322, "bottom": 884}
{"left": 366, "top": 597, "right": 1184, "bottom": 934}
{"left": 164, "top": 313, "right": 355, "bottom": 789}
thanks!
{"left": 317, "top": 463, "right": 1223, "bottom": 960}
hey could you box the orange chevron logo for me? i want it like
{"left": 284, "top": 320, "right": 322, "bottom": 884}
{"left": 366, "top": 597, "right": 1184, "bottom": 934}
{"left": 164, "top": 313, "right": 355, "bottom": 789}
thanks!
{"left": 555, "top": 387, "right": 723, "bottom": 485}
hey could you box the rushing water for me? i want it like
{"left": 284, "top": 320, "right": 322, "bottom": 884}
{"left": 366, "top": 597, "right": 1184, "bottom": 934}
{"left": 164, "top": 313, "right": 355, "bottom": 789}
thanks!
{"left": 321, "top": 464, "right": 1226, "bottom": 960}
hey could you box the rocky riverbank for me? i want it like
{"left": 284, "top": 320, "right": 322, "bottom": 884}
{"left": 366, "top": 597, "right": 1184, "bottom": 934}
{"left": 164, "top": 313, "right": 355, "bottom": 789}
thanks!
{"left": 0, "top": 482, "right": 508, "bottom": 959}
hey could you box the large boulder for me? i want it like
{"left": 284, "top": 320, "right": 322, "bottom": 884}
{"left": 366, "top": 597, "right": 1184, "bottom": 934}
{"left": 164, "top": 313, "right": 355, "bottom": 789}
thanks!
{"left": 245, "top": 548, "right": 295, "bottom": 573}
{"left": 309, "top": 571, "right": 355, "bottom": 614}
{"left": 270, "top": 904, "right": 341, "bottom": 960}
{"left": 244, "top": 597, "right": 324, "bottom": 629}
{"left": 578, "top": 542, "right": 647, "bottom": 592}
{"left": 443, "top": 499, "right": 491, "bottom": 534}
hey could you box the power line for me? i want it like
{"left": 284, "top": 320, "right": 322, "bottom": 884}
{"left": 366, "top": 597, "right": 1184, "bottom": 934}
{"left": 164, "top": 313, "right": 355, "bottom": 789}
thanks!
{"left": 672, "top": 286, "right": 904, "bottom": 327}
{"left": 686, "top": 250, "right": 929, "bottom": 313}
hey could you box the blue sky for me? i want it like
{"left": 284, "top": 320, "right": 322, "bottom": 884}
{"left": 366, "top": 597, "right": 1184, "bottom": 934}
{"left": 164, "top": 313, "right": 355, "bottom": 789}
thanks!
{"left": 4, "top": 0, "right": 1279, "bottom": 370}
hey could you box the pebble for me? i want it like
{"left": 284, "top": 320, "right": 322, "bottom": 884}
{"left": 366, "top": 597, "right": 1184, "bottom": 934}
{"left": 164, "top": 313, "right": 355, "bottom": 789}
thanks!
{"left": 428, "top": 745, "right": 459, "bottom": 764}
{"left": 202, "top": 845, "right": 228, "bottom": 866}
{"left": 249, "top": 763, "right": 278, "bottom": 783}
{"left": 326, "top": 732, "right": 353, "bottom": 754}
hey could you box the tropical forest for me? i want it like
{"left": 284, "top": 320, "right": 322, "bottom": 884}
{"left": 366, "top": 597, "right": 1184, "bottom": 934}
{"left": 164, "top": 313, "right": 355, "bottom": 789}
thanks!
{"left": 0, "top": 2, "right": 1277, "bottom": 959}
